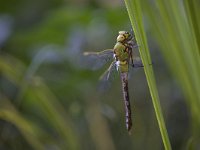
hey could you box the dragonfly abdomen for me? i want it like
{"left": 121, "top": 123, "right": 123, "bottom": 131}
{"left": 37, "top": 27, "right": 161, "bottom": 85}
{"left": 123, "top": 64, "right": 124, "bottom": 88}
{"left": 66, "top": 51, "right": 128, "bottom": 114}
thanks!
{"left": 120, "top": 72, "right": 132, "bottom": 132}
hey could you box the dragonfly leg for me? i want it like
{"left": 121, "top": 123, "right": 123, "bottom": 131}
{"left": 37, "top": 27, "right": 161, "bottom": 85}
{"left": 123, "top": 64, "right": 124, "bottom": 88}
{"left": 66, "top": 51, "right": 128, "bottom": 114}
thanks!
{"left": 132, "top": 62, "right": 154, "bottom": 68}
{"left": 133, "top": 45, "right": 140, "bottom": 48}
{"left": 132, "top": 63, "right": 144, "bottom": 68}
{"left": 130, "top": 51, "right": 134, "bottom": 67}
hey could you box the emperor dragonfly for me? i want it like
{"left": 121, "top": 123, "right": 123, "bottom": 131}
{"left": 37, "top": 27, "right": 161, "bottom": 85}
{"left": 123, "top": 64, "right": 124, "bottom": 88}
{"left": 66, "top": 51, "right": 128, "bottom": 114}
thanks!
{"left": 84, "top": 31, "right": 143, "bottom": 133}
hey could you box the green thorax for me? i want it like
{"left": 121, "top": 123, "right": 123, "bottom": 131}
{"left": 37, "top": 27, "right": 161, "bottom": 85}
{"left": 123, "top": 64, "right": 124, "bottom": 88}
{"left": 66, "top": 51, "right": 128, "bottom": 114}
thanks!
{"left": 114, "top": 42, "right": 129, "bottom": 73}
{"left": 114, "top": 42, "right": 129, "bottom": 61}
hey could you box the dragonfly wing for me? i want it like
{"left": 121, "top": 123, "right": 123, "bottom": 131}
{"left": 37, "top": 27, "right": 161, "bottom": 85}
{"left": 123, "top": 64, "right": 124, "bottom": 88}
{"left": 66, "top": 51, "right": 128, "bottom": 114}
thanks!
{"left": 99, "top": 61, "right": 116, "bottom": 81}
{"left": 132, "top": 56, "right": 143, "bottom": 68}
{"left": 98, "top": 61, "right": 117, "bottom": 92}
{"left": 83, "top": 49, "right": 114, "bottom": 70}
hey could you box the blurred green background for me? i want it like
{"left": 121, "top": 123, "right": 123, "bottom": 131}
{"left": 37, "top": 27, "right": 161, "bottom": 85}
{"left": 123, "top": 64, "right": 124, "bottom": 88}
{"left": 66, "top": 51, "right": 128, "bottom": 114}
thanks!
{"left": 0, "top": 0, "right": 193, "bottom": 149}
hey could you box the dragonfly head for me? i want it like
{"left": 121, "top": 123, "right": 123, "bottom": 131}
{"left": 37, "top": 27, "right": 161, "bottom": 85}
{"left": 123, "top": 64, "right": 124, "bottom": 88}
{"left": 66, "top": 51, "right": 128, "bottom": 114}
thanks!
{"left": 117, "top": 31, "right": 133, "bottom": 42}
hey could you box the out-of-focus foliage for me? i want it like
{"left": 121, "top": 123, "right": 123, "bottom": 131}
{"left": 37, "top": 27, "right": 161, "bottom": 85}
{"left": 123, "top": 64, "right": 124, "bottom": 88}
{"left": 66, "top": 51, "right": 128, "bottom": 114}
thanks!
{"left": 0, "top": 0, "right": 198, "bottom": 150}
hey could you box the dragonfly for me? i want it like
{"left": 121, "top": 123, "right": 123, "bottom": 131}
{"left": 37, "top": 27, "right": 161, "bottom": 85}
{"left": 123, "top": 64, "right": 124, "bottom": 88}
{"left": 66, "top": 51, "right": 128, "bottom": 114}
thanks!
{"left": 83, "top": 31, "right": 143, "bottom": 133}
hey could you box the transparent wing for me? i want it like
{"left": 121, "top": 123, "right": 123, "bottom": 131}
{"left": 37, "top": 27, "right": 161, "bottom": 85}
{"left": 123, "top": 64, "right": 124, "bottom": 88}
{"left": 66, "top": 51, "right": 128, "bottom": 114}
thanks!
{"left": 98, "top": 61, "right": 118, "bottom": 92}
{"left": 99, "top": 61, "right": 117, "bottom": 81}
{"left": 83, "top": 49, "right": 114, "bottom": 70}
{"left": 132, "top": 56, "right": 143, "bottom": 68}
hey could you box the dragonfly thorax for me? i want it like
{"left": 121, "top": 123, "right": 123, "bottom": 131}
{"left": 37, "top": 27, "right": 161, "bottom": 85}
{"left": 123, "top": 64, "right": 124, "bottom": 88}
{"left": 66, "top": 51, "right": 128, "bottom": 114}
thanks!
{"left": 114, "top": 31, "right": 134, "bottom": 73}
{"left": 114, "top": 42, "right": 130, "bottom": 72}
{"left": 114, "top": 42, "right": 129, "bottom": 61}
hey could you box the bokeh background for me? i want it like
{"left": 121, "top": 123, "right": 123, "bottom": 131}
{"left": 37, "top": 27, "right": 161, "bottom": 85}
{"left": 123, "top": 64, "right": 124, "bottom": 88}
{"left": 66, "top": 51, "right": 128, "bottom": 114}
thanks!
{"left": 0, "top": 0, "right": 192, "bottom": 149}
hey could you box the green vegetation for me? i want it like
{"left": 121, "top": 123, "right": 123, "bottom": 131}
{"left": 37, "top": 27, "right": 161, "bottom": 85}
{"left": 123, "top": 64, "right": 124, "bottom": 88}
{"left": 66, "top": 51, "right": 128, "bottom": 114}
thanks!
{"left": 0, "top": 0, "right": 199, "bottom": 149}
{"left": 125, "top": 0, "right": 200, "bottom": 149}
{"left": 124, "top": 0, "right": 171, "bottom": 149}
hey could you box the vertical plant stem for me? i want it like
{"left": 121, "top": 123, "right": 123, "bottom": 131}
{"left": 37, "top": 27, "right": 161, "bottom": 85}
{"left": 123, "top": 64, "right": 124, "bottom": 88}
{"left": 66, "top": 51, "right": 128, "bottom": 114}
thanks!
{"left": 124, "top": 0, "right": 172, "bottom": 149}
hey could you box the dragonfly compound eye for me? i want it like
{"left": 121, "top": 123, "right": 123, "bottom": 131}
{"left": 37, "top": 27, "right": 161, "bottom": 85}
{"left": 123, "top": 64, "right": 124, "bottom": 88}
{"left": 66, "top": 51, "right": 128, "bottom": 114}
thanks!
{"left": 118, "top": 31, "right": 132, "bottom": 41}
